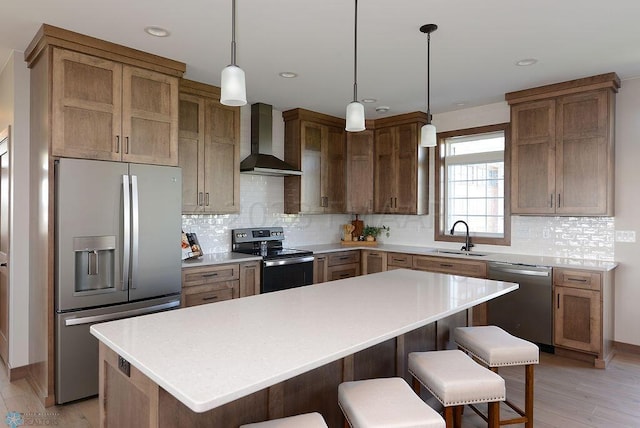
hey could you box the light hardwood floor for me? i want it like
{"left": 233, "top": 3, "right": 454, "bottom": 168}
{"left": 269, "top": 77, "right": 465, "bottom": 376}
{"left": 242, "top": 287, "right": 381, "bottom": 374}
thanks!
{"left": 0, "top": 351, "right": 638, "bottom": 427}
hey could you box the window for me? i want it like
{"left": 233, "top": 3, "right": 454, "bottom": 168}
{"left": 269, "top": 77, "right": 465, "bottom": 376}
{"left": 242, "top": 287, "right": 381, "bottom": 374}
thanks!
{"left": 435, "top": 123, "right": 511, "bottom": 246}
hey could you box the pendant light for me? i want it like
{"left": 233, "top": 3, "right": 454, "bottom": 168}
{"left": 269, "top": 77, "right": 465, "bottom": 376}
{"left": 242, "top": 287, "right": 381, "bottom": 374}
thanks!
{"left": 345, "top": 0, "right": 365, "bottom": 132}
{"left": 420, "top": 24, "right": 438, "bottom": 147}
{"left": 220, "top": 0, "right": 247, "bottom": 106}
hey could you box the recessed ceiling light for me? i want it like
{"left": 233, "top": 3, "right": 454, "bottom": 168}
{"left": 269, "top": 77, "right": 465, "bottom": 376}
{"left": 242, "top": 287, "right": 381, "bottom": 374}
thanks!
{"left": 516, "top": 58, "right": 538, "bottom": 66}
{"left": 375, "top": 106, "right": 390, "bottom": 113}
{"left": 144, "top": 26, "right": 170, "bottom": 37}
{"left": 279, "top": 72, "right": 298, "bottom": 78}
{"left": 362, "top": 98, "right": 377, "bottom": 103}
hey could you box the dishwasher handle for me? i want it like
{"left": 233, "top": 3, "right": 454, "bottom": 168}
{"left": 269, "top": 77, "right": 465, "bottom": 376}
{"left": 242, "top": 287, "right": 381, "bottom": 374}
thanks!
{"left": 489, "top": 263, "right": 551, "bottom": 277}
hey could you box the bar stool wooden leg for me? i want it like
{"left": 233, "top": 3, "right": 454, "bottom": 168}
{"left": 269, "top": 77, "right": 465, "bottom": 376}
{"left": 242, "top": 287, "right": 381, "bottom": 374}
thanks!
{"left": 443, "top": 406, "right": 454, "bottom": 428}
{"left": 525, "top": 364, "right": 534, "bottom": 428}
{"left": 487, "top": 402, "right": 500, "bottom": 428}
{"left": 412, "top": 377, "right": 421, "bottom": 394}
{"left": 453, "top": 405, "right": 463, "bottom": 428}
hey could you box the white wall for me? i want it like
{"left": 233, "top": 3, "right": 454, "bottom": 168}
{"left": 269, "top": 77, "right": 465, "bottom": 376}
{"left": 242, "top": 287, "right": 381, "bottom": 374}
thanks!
{"left": 0, "top": 51, "right": 30, "bottom": 368}
{"left": 613, "top": 77, "right": 640, "bottom": 346}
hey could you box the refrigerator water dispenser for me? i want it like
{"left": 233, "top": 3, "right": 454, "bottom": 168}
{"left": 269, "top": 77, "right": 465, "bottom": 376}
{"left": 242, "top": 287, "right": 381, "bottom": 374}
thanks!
{"left": 73, "top": 236, "right": 116, "bottom": 292}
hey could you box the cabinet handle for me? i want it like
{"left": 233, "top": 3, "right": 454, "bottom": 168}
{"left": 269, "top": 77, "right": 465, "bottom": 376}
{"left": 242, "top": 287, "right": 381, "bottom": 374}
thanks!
{"left": 338, "top": 273, "right": 350, "bottom": 278}
{"left": 338, "top": 256, "right": 350, "bottom": 261}
{"left": 205, "top": 193, "right": 210, "bottom": 206}
{"left": 394, "top": 197, "right": 397, "bottom": 208}
{"left": 558, "top": 193, "right": 561, "bottom": 208}
{"left": 550, "top": 194, "right": 554, "bottom": 208}
{"left": 567, "top": 277, "right": 588, "bottom": 283}
{"left": 202, "top": 272, "right": 219, "bottom": 278}
{"left": 390, "top": 197, "right": 393, "bottom": 208}
{"left": 198, "top": 192, "right": 204, "bottom": 206}
{"left": 115, "top": 135, "right": 120, "bottom": 153}
{"left": 392, "top": 258, "right": 404, "bottom": 262}
{"left": 202, "top": 296, "right": 219, "bottom": 301}
{"left": 557, "top": 293, "right": 560, "bottom": 309}
{"left": 440, "top": 263, "right": 454, "bottom": 268}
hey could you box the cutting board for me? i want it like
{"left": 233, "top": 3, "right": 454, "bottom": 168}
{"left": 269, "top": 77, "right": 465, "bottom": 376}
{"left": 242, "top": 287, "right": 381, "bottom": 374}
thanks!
{"left": 351, "top": 214, "right": 364, "bottom": 239}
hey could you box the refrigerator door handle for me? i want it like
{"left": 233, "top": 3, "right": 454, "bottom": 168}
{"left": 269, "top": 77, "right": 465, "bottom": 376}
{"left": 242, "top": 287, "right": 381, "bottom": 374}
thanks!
{"left": 130, "top": 175, "right": 139, "bottom": 289}
{"left": 64, "top": 300, "right": 181, "bottom": 326}
{"left": 122, "top": 175, "right": 131, "bottom": 291}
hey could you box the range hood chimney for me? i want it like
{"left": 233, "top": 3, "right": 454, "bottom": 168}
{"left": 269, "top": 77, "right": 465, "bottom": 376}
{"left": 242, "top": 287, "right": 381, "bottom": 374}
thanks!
{"left": 240, "top": 103, "right": 302, "bottom": 176}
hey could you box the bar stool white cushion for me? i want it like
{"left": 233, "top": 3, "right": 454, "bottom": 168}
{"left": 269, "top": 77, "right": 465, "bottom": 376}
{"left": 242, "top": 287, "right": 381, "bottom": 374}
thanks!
{"left": 454, "top": 326, "right": 539, "bottom": 367}
{"left": 338, "top": 377, "right": 444, "bottom": 428}
{"left": 408, "top": 349, "right": 505, "bottom": 406}
{"left": 240, "top": 412, "right": 328, "bottom": 427}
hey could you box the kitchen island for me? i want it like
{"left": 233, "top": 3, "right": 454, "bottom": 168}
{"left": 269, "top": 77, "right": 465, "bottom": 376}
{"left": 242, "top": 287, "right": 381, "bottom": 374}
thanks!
{"left": 91, "top": 269, "right": 517, "bottom": 427}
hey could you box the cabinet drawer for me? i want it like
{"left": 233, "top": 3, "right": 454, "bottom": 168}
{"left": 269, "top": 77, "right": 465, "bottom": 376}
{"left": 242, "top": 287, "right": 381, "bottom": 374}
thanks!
{"left": 182, "top": 264, "right": 240, "bottom": 287}
{"left": 328, "top": 251, "right": 360, "bottom": 267}
{"left": 182, "top": 280, "right": 239, "bottom": 307}
{"left": 387, "top": 253, "right": 413, "bottom": 268}
{"left": 553, "top": 268, "right": 601, "bottom": 291}
{"left": 413, "top": 256, "right": 487, "bottom": 278}
{"left": 327, "top": 263, "right": 360, "bottom": 281}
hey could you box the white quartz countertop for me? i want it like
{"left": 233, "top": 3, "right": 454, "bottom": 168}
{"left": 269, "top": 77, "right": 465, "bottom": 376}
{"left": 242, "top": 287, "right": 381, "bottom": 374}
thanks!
{"left": 90, "top": 269, "right": 517, "bottom": 413}
{"left": 298, "top": 243, "right": 617, "bottom": 272}
{"left": 181, "top": 252, "right": 261, "bottom": 268}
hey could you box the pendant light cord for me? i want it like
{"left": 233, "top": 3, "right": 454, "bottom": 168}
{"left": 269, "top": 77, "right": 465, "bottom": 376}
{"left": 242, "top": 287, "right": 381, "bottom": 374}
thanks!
{"left": 426, "top": 31, "right": 431, "bottom": 121}
{"left": 353, "top": 0, "right": 358, "bottom": 103}
{"left": 231, "top": 0, "right": 237, "bottom": 66}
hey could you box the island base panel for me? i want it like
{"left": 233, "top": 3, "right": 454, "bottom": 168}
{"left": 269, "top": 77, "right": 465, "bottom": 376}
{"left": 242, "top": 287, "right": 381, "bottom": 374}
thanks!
{"left": 99, "top": 322, "right": 445, "bottom": 428}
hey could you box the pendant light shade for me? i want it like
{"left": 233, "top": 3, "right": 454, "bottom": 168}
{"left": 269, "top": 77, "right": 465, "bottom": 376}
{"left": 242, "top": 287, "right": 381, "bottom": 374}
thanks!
{"left": 221, "top": 0, "right": 247, "bottom": 106}
{"left": 419, "top": 23, "right": 438, "bottom": 147}
{"left": 420, "top": 123, "right": 436, "bottom": 147}
{"left": 221, "top": 65, "right": 246, "bottom": 106}
{"left": 345, "top": 0, "right": 365, "bottom": 132}
{"left": 346, "top": 101, "right": 365, "bottom": 132}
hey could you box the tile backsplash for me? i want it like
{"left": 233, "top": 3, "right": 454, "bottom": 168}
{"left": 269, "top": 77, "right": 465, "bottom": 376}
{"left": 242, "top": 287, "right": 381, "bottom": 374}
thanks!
{"left": 183, "top": 173, "right": 614, "bottom": 261}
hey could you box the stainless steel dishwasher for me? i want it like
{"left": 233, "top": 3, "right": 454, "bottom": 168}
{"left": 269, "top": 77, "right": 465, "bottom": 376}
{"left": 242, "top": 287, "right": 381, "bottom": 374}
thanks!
{"left": 487, "top": 261, "right": 554, "bottom": 351}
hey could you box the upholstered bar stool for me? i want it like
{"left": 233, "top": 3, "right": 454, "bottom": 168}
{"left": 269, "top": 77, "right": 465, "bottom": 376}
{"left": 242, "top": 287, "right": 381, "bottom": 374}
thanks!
{"left": 338, "top": 377, "right": 445, "bottom": 428}
{"left": 454, "top": 326, "right": 539, "bottom": 428}
{"left": 408, "top": 349, "right": 505, "bottom": 428}
{"left": 240, "top": 412, "right": 328, "bottom": 427}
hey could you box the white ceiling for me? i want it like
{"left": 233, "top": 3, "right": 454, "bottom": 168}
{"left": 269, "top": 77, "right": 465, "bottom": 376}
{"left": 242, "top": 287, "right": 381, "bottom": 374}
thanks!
{"left": 2, "top": 0, "right": 640, "bottom": 119}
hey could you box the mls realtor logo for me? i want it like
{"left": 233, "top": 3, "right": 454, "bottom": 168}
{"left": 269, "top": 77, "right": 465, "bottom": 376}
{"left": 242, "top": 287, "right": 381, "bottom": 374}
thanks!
{"left": 5, "top": 411, "right": 59, "bottom": 427}
{"left": 5, "top": 412, "right": 22, "bottom": 428}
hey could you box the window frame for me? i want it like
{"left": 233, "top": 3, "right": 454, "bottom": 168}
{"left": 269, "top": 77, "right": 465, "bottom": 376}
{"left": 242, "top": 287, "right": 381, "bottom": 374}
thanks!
{"left": 434, "top": 123, "right": 511, "bottom": 246}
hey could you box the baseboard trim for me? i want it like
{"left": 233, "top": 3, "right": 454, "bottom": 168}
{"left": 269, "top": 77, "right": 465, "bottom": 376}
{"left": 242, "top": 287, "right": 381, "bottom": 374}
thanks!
{"left": 8, "top": 364, "right": 30, "bottom": 382}
{"left": 614, "top": 341, "right": 640, "bottom": 355}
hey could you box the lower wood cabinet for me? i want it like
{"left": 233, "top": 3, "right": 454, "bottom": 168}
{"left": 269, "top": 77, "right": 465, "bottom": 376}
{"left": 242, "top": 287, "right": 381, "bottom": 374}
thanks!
{"left": 361, "top": 250, "right": 386, "bottom": 275}
{"left": 327, "top": 251, "right": 360, "bottom": 281}
{"left": 412, "top": 255, "right": 487, "bottom": 278}
{"left": 315, "top": 251, "right": 360, "bottom": 283}
{"left": 386, "top": 252, "right": 413, "bottom": 270}
{"left": 553, "top": 267, "right": 613, "bottom": 367}
{"left": 182, "top": 261, "right": 260, "bottom": 307}
{"left": 239, "top": 261, "right": 261, "bottom": 297}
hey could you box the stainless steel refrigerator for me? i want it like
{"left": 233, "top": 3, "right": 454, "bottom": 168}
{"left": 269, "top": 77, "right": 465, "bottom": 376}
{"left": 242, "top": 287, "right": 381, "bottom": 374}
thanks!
{"left": 55, "top": 158, "right": 182, "bottom": 404}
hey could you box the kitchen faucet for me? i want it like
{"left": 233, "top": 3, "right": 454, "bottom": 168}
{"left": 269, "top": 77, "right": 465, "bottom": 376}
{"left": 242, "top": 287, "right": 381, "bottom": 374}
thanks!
{"left": 450, "top": 220, "right": 474, "bottom": 252}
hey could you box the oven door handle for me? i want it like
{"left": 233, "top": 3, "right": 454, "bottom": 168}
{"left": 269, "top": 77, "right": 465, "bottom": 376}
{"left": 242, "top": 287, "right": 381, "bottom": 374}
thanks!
{"left": 264, "top": 256, "right": 315, "bottom": 267}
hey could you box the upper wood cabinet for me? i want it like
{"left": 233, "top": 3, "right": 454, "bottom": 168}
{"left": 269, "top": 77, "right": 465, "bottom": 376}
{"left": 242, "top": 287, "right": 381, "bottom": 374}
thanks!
{"left": 373, "top": 113, "right": 429, "bottom": 214}
{"left": 51, "top": 48, "right": 179, "bottom": 166}
{"left": 283, "top": 109, "right": 346, "bottom": 214}
{"left": 346, "top": 130, "right": 374, "bottom": 214}
{"left": 26, "top": 25, "right": 185, "bottom": 168}
{"left": 178, "top": 79, "right": 240, "bottom": 214}
{"left": 507, "top": 73, "right": 619, "bottom": 216}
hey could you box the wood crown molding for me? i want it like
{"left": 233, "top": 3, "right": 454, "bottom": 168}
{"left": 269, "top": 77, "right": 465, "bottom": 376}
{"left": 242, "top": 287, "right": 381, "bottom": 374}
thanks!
{"left": 24, "top": 24, "right": 186, "bottom": 77}
{"left": 179, "top": 78, "right": 222, "bottom": 100}
{"left": 282, "top": 108, "right": 428, "bottom": 130}
{"left": 505, "top": 72, "right": 621, "bottom": 105}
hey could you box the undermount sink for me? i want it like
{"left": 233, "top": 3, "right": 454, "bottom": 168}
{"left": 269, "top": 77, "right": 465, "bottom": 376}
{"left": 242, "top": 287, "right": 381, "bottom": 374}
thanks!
{"left": 435, "top": 249, "right": 488, "bottom": 257}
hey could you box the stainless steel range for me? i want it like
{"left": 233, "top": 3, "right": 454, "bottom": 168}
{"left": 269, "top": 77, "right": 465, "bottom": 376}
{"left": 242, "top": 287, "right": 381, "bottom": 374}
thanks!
{"left": 232, "top": 227, "right": 314, "bottom": 293}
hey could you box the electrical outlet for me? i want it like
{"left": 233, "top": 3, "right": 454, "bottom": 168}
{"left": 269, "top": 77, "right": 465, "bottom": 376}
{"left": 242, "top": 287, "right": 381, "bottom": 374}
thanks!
{"left": 118, "top": 355, "right": 131, "bottom": 377}
{"left": 615, "top": 230, "right": 636, "bottom": 243}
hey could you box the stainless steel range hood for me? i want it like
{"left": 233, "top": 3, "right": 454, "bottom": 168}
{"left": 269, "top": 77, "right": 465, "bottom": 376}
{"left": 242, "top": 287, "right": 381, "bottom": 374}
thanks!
{"left": 240, "top": 103, "right": 302, "bottom": 176}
